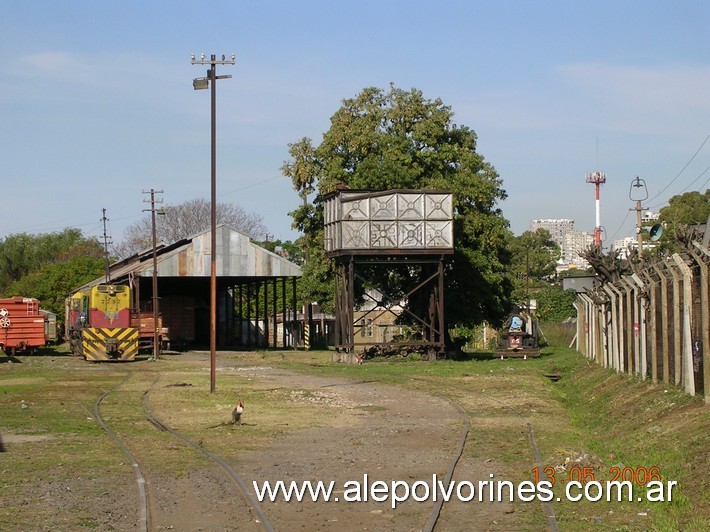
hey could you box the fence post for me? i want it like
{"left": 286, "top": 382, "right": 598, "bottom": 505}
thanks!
{"left": 689, "top": 245, "right": 709, "bottom": 405}
{"left": 574, "top": 297, "right": 585, "bottom": 355}
{"left": 642, "top": 269, "right": 659, "bottom": 383}
{"left": 611, "top": 282, "right": 626, "bottom": 373}
{"left": 604, "top": 284, "right": 619, "bottom": 373}
{"left": 579, "top": 293, "right": 593, "bottom": 360}
{"left": 672, "top": 253, "right": 695, "bottom": 396}
{"left": 653, "top": 264, "right": 671, "bottom": 384}
{"left": 667, "top": 261, "right": 683, "bottom": 386}
{"left": 632, "top": 274, "right": 648, "bottom": 380}
{"left": 620, "top": 277, "right": 636, "bottom": 376}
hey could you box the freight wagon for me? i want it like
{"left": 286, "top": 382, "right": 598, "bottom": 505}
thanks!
{"left": 135, "top": 311, "right": 169, "bottom": 353}
{"left": 0, "top": 297, "right": 47, "bottom": 355}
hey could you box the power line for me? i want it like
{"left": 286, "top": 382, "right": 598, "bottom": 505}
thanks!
{"left": 647, "top": 133, "right": 710, "bottom": 206}
{"left": 672, "top": 164, "right": 710, "bottom": 196}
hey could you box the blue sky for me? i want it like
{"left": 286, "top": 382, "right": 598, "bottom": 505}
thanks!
{"left": 2, "top": 1, "right": 709, "bottom": 248}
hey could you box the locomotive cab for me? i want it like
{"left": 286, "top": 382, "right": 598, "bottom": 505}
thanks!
{"left": 65, "top": 284, "right": 139, "bottom": 361}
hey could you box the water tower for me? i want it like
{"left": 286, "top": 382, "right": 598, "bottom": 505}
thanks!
{"left": 324, "top": 189, "right": 454, "bottom": 358}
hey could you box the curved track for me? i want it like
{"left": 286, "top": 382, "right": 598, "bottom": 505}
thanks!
{"left": 93, "top": 363, "right": 555, "bottom": 531}
{"left": 93, "top": 369, "right": 274, "bottom": 532}
{"left": 428, "top": 392, "right": 559, "bottom": 532}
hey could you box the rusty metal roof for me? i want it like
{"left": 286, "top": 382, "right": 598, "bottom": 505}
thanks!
{"left": 79, "top": 224, "right": 301, "bottom": 290}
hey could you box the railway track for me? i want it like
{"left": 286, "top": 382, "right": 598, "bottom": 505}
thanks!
{"left": 93, "top": 369, "right": 273, "bottom": 531}
{"left": 427, "top": 390, "right": 559, "bottom": 532}
{"left": 91, "top": 363, "right": 555, "bottom": 531}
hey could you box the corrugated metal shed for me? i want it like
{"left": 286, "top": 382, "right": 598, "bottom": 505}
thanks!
{"left": 74, "top": 225, "right": 303, "bottom": 350}
{"left": 84, "top": 224, "right": 301, "bottom": 287}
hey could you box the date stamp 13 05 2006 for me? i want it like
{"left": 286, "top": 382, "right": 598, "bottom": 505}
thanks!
{"left": 533, "top": 465, "right": 677, "bottom": 503}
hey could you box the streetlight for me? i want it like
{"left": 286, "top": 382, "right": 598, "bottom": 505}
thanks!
{"left": 191, "top": 53, "right": 235, "bottom": 393}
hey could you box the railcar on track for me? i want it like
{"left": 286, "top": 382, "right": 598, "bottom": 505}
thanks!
{"left": 66, "top": 284, "right": 140, "bottom": 361}
{"left": 0, "top": 297, "right": 47, "bottom": 355}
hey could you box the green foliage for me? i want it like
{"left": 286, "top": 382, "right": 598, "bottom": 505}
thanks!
{"left": 507, "top": 228, "right": 560, "bottom": 301}
{"left": 0, "top": 228, "right": 104, "bottom": 293}
{"left": 283, "top": 84, "right": 513, "bottom": 327}
{"left": 658, "top": 189, "right": 710, "bottom": 226}
{"left": 6, "top": 255, "right": 105, "bottom": 319}
{"left": 297, "top": 239, "right": 336, "bottom": 314}
{"left": 0, "top": 229, "right": 106, "bottom": 322}
{"left": 531, "top": 285, "right": 577, "bottom": 322}
{"left": 652, "top": 189, "right": 710, "bottom": 254}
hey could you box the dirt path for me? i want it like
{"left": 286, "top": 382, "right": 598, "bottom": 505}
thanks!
{"left": 209, "top": 359, "right": 522, "bottom": 531}
{"left": 1, "top": 353, "right": 539, "bottom": 531}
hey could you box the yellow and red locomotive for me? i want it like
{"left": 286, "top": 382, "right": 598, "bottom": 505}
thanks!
{"left": 66, "top": 284, "right": 139, "bottom": 361}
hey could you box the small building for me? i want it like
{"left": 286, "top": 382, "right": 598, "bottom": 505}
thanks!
{"left": 561, "top": 276, "right": 598, "bottom": 294}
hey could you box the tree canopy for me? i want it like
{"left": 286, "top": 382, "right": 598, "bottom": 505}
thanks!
{"left": 507, "top": 228, "right": 560, "bottom": 301}
{"left": 0, "top": 229, "right": 105, "bottom": 294}
{"left": 282, "top": 84, "right": 513, "bottom": 326}
{"left": 658, "top": 189, "right": 710, "bottom": 226}
{"left": 7, "top": 255, "right": 105, "bottom": 319}
{"left": 0, "top": 229, "right": 106, "bottom": 319}
{"left": 113, "top": 198, "right": 268, "bottom": 258}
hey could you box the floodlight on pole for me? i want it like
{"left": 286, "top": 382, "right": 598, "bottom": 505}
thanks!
{"left": 629, "top": 176, "right": 649, "bottom": 260}
{"left": 191, "top": 53, "right": 235, "bottom": 393}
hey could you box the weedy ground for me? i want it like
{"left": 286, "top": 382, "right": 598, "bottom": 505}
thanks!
{"left": 0, "top": 337, "right": 708, "bottom": 531}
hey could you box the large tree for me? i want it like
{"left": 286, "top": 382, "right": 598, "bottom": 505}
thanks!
{"left": 113, "top": 198, "right": 268, "bottom": 258}
{"left": 6, "top": 255, "right": 105, "bottom": 319}
{"left": 658, "top": 189, "right": 710, "bottom": 225}
{"left": 0, "top": 229, "right": 105, "bottom": 294}
{"left": 282, "top": 84, "right": 513, "bottom": 327}
{"left": 507, "top": 228, "right": 560, "bottom": 301}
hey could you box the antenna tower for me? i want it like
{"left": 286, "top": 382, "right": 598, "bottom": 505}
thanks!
{"left": 585, "top": 171, "right": 606, "bottom": 246}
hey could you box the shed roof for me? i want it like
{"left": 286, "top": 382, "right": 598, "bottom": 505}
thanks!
{"left": 83, "top": 224, "right": 301, "bottom": 289}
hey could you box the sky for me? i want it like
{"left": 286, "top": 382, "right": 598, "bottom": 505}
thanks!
{"left": 2, "top": 1, "right": 709, "bottom": 250}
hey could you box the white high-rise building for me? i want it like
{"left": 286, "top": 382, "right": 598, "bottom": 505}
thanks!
{"left": 530, "top": 219, "right": 574, "bottom": 248}
{"left": 564, "top": 231, "right": 594, "bottom": 267}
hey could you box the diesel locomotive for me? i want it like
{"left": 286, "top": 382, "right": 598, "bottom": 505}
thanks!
{"left": 66, "top": 284, "right": 139, "bottom": 361}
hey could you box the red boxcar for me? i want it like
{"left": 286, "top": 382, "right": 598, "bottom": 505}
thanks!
{"left": 0, "top": 297, "right": 47, "bottom": 355}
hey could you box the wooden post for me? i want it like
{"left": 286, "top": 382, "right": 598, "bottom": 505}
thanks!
{"left": 572, "top": 295, "right": 584, "bottom": 353}
{"left": 578, "top": 294, "right": 592, "bottom": 358}
{"left": 611, "top": 283, "right": 626, "bottom": 373}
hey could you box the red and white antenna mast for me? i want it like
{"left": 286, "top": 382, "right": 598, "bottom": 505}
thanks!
{"left": 585, "top": 171, "right": 606, "bottom": 246}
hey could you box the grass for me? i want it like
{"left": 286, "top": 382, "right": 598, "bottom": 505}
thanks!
{"left": 1, "top": 345, "right": 708, "bottom": 530}
{"left": 260, "top": 347, "right": 709, "bottom": 530}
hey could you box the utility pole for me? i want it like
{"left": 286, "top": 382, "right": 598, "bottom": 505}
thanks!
{"left": 100, "top": 208, "right": 112, "bottom": 283}
{"left": 629, "top": 177, "right": 648, "bottom": 262}
{"left": 191, "top": 53, "right": 235, "bottom": 393}
{"left": 143, "top": 189, "right": 164, "bottom": 361}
